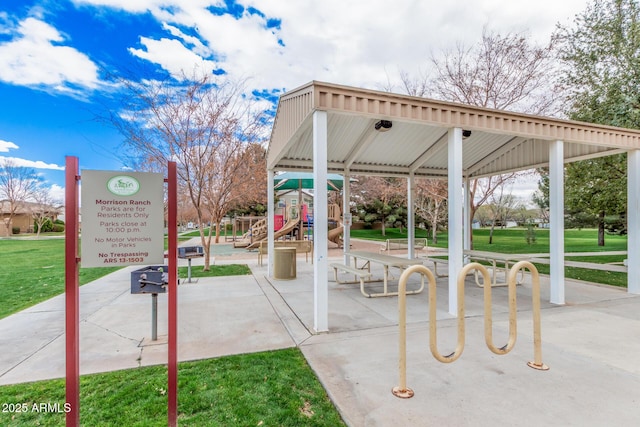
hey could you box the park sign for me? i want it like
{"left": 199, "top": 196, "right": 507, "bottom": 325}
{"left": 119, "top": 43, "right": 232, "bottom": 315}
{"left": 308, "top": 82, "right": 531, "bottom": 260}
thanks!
{"left": 81, "top": 170, "right": 164, "bottom": 267}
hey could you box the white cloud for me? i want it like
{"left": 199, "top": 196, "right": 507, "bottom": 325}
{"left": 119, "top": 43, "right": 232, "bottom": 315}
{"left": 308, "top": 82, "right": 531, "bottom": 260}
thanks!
{"left": 48, "top": 184, "right": 65, "bottom": 202}
{"left": 123, "top": 1, "right": 585, "bottom": 91}
{"left": 0, "top": 140, "right": 19, "bottom": 152}
{"left": 0, "top": 17, "right": 100, "bottom": 93}
{"left": 74, "top": 0, "right": 589, "bottom": 98}
{"left": 161, "top": 23, "right": 209, "bottom": 56}
{"left": 0, "top": 156, "right": 65, "bottom": 171}
{"left": 129, "top": 37, "right": 218, "bottom": 78}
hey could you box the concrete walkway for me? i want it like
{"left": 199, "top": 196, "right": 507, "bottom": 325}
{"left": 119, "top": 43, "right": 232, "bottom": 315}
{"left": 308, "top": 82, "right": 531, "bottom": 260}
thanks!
{"left": 1, "top": 240, "right": 639, "bottom": 426}
{"left": 0, "top": 260, "right": 295, "bottom": 385}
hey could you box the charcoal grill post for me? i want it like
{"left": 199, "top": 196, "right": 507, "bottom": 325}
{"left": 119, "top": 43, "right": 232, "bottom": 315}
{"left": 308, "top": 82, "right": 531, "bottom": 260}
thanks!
{"left": 187, "top": 258, "right": 194, "bottom": 283}
{"left": 178, "top": 246, "right": 204, "bottom": 283}
{"left": 130, "top": 266, "right": 168, "bottom": 342}
{"left": 151, "top": 293, "right": 158, "bottom": 341}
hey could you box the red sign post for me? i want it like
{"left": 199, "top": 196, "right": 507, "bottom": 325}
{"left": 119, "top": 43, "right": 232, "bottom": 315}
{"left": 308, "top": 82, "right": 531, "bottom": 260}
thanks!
{"left": 64, "top": 158, "right": 178, "bottom": 426}
{"left": 65, "top": 157, "right": 80, "bottom": 426}
{"left": 167, "top": 161, "right": 178, "bottom": 426}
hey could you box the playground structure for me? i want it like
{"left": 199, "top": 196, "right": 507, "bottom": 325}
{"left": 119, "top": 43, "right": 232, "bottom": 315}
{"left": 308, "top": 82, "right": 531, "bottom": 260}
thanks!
{"left": 231, "top": 170, "right": 345, "bottom": 250}
{"left": 327, "top": 226, "right": 344, "bottom": 247}
{"left": 392, "top": 261, "right": 548, "bottom": 399}
{"left": 327, "top": 203, "right": 344, "bottom": 247}
{"left": 246, "top": 216, "right": 300, "bottom": 250}
{"left": 231, "top": 202, "right": 344, "bottom": 250}
{"left": 229, "top": 216, "right": 266, "bottom": 247}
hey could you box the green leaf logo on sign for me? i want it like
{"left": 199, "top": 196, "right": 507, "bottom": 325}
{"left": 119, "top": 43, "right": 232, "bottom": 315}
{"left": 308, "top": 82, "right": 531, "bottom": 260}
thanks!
{"left": 107, "top": 175, "right": 140, "bottom": 196}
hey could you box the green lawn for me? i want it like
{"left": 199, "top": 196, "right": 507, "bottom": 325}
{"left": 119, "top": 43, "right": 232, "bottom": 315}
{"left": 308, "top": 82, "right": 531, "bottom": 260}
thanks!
{"left": 353, "top": 227, "right": 629, "bottom": 287}
{"left": 178, "top": 264, "right": 251, "bottom": 278}
{"left": 0, "top": 348, "right": 346, "bottom": 426}
{"left": 180, "top": 228, "right": 243, "bottom": 238}
{"left": 0, "top": 238, "right": 121, "bottom": 319}
{"left": 350, "top": 227, "right": 430, "bottom": 241}
{"left": 0, "top": 239, "right": 250, "bottom": 319}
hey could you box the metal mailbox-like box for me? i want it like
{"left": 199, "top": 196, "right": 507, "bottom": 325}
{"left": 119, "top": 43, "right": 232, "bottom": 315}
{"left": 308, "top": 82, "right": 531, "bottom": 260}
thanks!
{"left": 131, "top": 265, "right": 168, "bottom": 294}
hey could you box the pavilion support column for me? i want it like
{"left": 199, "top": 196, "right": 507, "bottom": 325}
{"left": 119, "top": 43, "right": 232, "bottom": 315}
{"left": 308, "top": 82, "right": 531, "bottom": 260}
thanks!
{"left": 448, "top": 128, "right": 464, "bottom": 315}
{"left": 343, "top": 171, "right": 351, "bottom": 265}
{"left": 267, "top": 169, "right": 275, "bottom": 277}
{"left": 407, "top": 172, "right": 415, "bottom": 259}
{"left": 628, "top": 150, "right": 640, "bottom": 294}
{"left": 549, "top": 139, "right": 565, "bottom": 304}
{"left": 464, "top": 177, "right": 472, "bottom": 256}
{"left": 313, "top": 110, "right": 329, "bottom": 333}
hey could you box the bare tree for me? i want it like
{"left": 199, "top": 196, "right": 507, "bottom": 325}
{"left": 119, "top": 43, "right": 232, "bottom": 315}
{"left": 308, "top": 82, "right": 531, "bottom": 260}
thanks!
{"left": 202, "top": 142, "right": 267, "bottom": 244}
{"left": 31, "top": 185, "right": 61, "bottom": 238}
{"left": 414, "top": 178, "right": 448, "bottom": 243}
{"left": 487, "top": 185, "right": 520, "bottom": 244}
{"left": 400, "top": 27, "right": 558, "bottom": 247}
{"left": 0, "top": 159, "right": 40, "bottom": 236}
{"left": 225, "top": 142, "right": 267, "bottom": 217}
{"left": 430, "top": 27, "right": 562, "bottom": 116}
{"left": 109, "top": 70, "right": 267, "bottom": 269}
{"left": 399, "top": 69, "right": 430, "bottom": 97}
{"left": 468, "top": 174, "right": 518, "bottom": 237}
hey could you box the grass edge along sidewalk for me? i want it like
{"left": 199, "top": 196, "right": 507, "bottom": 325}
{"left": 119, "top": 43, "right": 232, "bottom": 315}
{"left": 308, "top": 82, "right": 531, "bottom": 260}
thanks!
{"left": 0, "top": 348, "right": 346, "bottom": 426}
{"left": 0, "top": 237, "right": 250, "bottom": 320}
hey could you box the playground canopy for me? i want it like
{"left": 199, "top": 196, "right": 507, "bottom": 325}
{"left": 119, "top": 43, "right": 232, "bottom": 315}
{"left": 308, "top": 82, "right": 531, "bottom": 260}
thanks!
{"left": 274, "top": 171, "right": 344, "bottom": 191}
{"left": 266, "top": 80, "right": 640, "bottom": 333}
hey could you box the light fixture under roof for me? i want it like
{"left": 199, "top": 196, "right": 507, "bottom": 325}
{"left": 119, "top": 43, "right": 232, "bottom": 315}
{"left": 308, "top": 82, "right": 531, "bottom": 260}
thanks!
{"left": 374, "top": 120, "right": 392, "bottom": 132}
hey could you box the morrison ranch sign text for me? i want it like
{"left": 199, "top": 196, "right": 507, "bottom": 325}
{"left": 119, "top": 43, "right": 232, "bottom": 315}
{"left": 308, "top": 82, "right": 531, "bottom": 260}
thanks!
{"left": 81, "top": 170, "right": 164, "bottom": 267}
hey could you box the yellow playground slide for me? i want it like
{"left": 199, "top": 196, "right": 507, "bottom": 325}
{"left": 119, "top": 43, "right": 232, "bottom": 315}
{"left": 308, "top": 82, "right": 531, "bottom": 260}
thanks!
{"left": 328, "top": 225, "right": 343, "bottom": 247}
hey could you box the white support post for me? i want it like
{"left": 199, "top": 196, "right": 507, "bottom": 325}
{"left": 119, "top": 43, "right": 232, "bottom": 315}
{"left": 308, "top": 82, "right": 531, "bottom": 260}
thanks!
{"left": 628, "top": 150, "right": 640, "bottom": 294}
{"left": 464, "top": 177, "right": 472, "bottom": 257}
{"left": 343, "top": 171, "right": 351, "bottom": 266}
{"left": 549, "top": 140, "right": 565, "bottom": 304}
{"left": 267, "top": 169, "right": 275, "bottom": 277}
{"left": 448, "top": 128, "right": 464, "bottom": 315}
{"left": 313, "top": 110, "right": 329, "bottom": 333}
{"left": 407, "top": 172, "right": 415, "bottom": 259}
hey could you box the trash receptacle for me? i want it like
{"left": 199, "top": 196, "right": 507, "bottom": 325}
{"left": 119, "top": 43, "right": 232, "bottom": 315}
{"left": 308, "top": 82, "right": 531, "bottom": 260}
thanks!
{"left": 274, "top": 247, "right": 296, "bottom": 280}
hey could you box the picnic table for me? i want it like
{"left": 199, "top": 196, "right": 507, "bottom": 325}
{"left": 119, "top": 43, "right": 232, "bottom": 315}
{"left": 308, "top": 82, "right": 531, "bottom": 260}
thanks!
{"left": 464, "top": 250, "right": 548, "bottom": 287}
{"left": 331, "top": 250, "right": 425, "bottom": 297}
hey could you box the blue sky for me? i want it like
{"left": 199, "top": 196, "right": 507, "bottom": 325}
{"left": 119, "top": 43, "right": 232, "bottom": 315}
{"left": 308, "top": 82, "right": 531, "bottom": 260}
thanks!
{"left": 0, "top": 0, "right": 589, "bottom": 201}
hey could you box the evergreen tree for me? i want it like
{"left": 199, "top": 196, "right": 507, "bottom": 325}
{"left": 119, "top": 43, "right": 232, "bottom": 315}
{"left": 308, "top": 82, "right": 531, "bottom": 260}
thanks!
{"left": 555, "top": 0, "right": 640, "bottom": 244}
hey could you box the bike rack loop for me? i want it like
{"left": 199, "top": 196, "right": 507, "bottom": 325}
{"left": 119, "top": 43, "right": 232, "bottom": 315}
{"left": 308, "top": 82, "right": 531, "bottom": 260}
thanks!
{"left": 392, "top": 261, "right": 548, "bottom": 399}
{"left": 509, "top": 261, "right": 549, "bottom": 371}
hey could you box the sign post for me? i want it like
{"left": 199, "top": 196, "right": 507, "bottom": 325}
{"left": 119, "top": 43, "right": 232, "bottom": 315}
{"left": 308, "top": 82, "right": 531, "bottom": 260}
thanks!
{"left": 65, "top": 157, "right": 80, "bottom": 427}
{"left": 167, "top": 162, "right": 178, "bottom": 427}
{"left": 65, "top": 162, "right": 178, "bottom": 426}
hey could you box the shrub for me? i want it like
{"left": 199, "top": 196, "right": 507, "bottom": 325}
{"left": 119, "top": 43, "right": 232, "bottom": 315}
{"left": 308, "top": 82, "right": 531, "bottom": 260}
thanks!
{"left": 604, "top": 214, "right": 626, "bottom": 235}
{"left": 524, "top": 222, "right": 537, "bottom": 245}
{"left": 34, "top": 218, "right": 54, "bottom": 233}
{"left": 11, "top": 226, "right": 20, "bottom": 235}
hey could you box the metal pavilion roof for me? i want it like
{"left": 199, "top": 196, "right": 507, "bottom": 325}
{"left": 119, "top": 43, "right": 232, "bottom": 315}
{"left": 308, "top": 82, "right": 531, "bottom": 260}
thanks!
{"left": 267, "top": 81, "right": 640, "bottom": 178}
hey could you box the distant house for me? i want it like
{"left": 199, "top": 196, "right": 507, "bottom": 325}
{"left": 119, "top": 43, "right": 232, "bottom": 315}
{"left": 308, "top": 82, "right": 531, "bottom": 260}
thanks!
{"left": 0, "top": 200, "right": 60, "bottom": 236}
{"left": 276, "top": 190, "right": 314, "bottom": 221}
